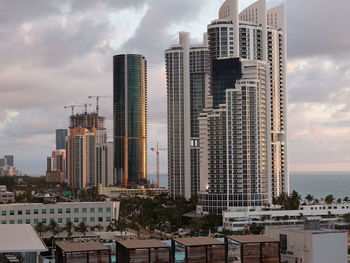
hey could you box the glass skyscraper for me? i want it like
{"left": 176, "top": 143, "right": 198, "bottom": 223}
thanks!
{"left": 113, "top": 54, "right": 147, "bottom": 186}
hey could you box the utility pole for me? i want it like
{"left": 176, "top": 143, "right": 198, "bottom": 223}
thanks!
{"left": 151, "top": 143, "right": 167, "bottom": 188}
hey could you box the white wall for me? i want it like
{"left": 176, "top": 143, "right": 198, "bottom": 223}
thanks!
{"left": 312, "top": 232, "right": 347, "bottom": 263}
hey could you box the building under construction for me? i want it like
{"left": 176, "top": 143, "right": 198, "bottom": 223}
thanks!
{"left": 66, "top": 110, "right": 108, "bottom": 189}
{"left": 69, "top": 112, "right": 105, "bottom": 130}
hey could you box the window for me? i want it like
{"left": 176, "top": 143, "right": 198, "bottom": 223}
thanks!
{"left": 82, "top": 217, "right": 87, "bottom": 222}
{"left": 74, "top": 217, "right": 79, "bottom": 223}
{"left": 10, "top": 220, "right": 14, "bottom": 224}
{"left": 10, "top": 210, "right": 14, "bottom": 215}
{"left": 82, "top": 208, "right": 87, "bottom": 213}
{"left": 66, "top": 218, "right": 71, "bottom": 223}
{"left": 98, "top": 217, "right": 103, "bottom": 222}
{"left": 1, "top": 220, "right": 6, "bottom": 224}
{"left": 34, "top": 219, "right": 38, "bottom": 224}
{"left": 90, "top": 208, "right": 95, "bottom": 213}
{"left": 106, "top": 207, "right": 111, "bottom": 213}
{"left": 90, "top": 217, "right": 95, "bottom": 223}
{"left": 50, "top": 218, "right": 55, "bottom": 223}
{"left": 34, "top": 209, "right": 39, "bottom": 214}
{"left": 26, "top": 209, "right": 30, "bottom": 215}
{"left": 66, "top": 208, "right": 71, "bottom": 213}
{"left": 42, "top": 219, "right": 47, "bottom": 223}
{"left": 74, "top": 208, "right": 79, "bottom": 213}
{"left": 26, "top": 219, "right": 30, "bottom": 224}
{"left": 17, "top": 219, "right": 23, "bottom": 224}
{"left": 98, "top": 208, "right": 103, "bottom": 213}
{"left": 50, "top": 209, "right": 55, "bottom": 214}
{"left": 280, "top": 234, "right": 287, "bottom": 255}
{"left": 58, "top": 208, "right": 62, "bottom": 214}
{"left": 106, "top": 216, "right": 111, "bottom": 222}
{"left": 42, "top": 209, "right": 47, "bottom": 214}
{"left": 18, "top": 210, "right": 22, "bottom": 215}
{"left": 58, "top": 218, "right": 63, "bottom": 223}
{"left": 1, "top": 211, "right": 6, "bottom": 216}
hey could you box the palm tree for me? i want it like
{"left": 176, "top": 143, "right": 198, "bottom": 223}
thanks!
{"left": 325, "top": 194, "right": 335, "bottom": 205}
{"left": 305, "top": 194, "right": 314, "bottom": 203}
{"left": 64, "top": 221, "right": 74, "bottom": 238}
{"left": 35, "top": 222, "right": 46, "bottom": 237}
{"left": 48, "top": 220, "right": 60, "bottom": 236}
{"left": 106, "top": 218, "right": 128, "bottom": 232}
{"left": 94, "top": 224, "right": 104, "bottom": 232}
{"left": 76, "top": 222, "right": 88, "bottom": 237}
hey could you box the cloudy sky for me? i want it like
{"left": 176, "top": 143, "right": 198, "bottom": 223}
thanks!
{"left": 0, "top": 0, "right": 349, "bottom": 175}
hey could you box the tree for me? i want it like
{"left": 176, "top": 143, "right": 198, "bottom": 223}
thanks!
{"left": 94, "top": 224, "right": 104, "bottom": 232}
{"left": 65, "top": 221, "right": 74, "bottom": 237}
{"left": 325, "top": 195, "right": 334, "bottom": 205}
{"left": 344, "top": 197, "right": 349, "bottom": 202}
{"left": 249, "top": 222, "right": 264, "bottom": 235}
{"left": 76, "top": 222, "right": 88, "bottom": 237}
{"left": 107, "top": 218, "right": 128, "bottom": 232}
{"left": 274, "top": 191, "right": 301, "bottom": 210}
{"left": 305, "top": 194, "right": 314, "bottom": 203}
{"left": 337, "top": 198, "right": 342, "bottom": 204}
{"left": 48, "top": 220, "right": 60, "bottom": 236}
{"left": 35, "top": 222, "right": 46, "bottom": 237}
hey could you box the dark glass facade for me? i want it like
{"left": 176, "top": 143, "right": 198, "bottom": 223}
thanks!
{"left": 212, "top": 58, "right": 241, "bottom": 108}
{"left": 113, "top": 54, "right": 147, "bottom": 186}
{"left": 56, "top": 129, "right": 68, "bottom": 150}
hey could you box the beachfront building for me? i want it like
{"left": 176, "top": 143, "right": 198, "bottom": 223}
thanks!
{"left": 0, "top": 201, "right": 119, "bottom": 231}
{"left": 223, "top": 203, "right": 350, "bottom": 232}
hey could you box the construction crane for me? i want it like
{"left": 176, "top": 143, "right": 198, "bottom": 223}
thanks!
{"left": 114, "top": 135, "right": 146, "bottom": 187}
{"left": 76, "top": 102, "right": 92, "bottom": 114}
{"left": 64, "top": 104, "right": 84, "bottom": 115}
{"left": 88, "top": 96, "right": 108, "bottom": 115}
{"left": 151, "top": 143, "right": 167, "bottom": 188}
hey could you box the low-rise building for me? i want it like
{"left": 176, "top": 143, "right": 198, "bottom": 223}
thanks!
{"left": 0, "top": 185, "right": 15, "bottom": 204}
{"left": 265, "top": 219, "right": 347, "bottom": 263}
{"left": 98, "top": 184, "right": 168, "bottom": 197}
{"left": 0, "top": 201, "right": 119, "bottom": 231}
{"left": 223, "top": 203, "right": 350, "bottom": 232}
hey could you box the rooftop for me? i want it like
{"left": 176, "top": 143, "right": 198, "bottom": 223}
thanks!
{"left": 266, "top": 225, "right": 348, "bottom": 235}
{"left": 227, "top": 235, "right": 278, "bottom": 244}
{"left": 117, "top": 239, "right": 169, "bottom": 249}
{"left": 174, "top": 237, "right": 224, "bottom": 247}
{"left": 56, "top": 242, "right": 109, "bottom": 253}
{"left": 0, "top": 225, "right": 47, "bottom": 253}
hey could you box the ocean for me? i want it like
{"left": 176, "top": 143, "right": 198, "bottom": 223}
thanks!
{"left": 149, "top": 171, "right": 350, "bottom": 200}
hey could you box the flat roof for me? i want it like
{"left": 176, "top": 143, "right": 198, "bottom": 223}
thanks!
{"left": 117, "top": 240, "right": 169, "bottom": 249}
{"left": 227, "top": 235, "right": 278, "bottom": 244}
{"left": 0, "top": 225, "right": 47, "bottom": 253}
{"left": 174, "top": 237, "right": 224, "bottom": 247}
{"left": 56, "top": 242, "right": 109, "bottom": 253}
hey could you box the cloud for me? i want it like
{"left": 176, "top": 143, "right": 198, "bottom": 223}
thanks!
{"left": 287, "top": 0, "right": 350, "bottom": 59}
{"left": 0, "top": 0, "right": 349, "bottom": 174}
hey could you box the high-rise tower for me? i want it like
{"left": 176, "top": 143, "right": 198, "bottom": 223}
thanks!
{"left": 113, "top": 54, "right": 147, "bottom": 186}
{"left": 166, "top": 0, "right": 288, "bottom": 209}
{"left": 166, "top": 33, "right": 209, "bottom": 199}
{"left": 56, "top": 129, "right": 68, "bottom": 150}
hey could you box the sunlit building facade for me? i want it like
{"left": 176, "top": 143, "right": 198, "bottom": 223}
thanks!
{"left": 113, "top": 54, "right": 147, "bottom": 186}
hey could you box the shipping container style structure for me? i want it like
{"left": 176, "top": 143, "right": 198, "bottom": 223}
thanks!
{"left": 116, "top": 240, "right": 171, "bottom": 263}
{"left": 172, "top": 237, "right": 227, "bottom": 263}
{"left": 226, "top": 235, "right": 280, "bottom": 263}
{"left": 56, "top": 242, "right": 111, "bottom": 263}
